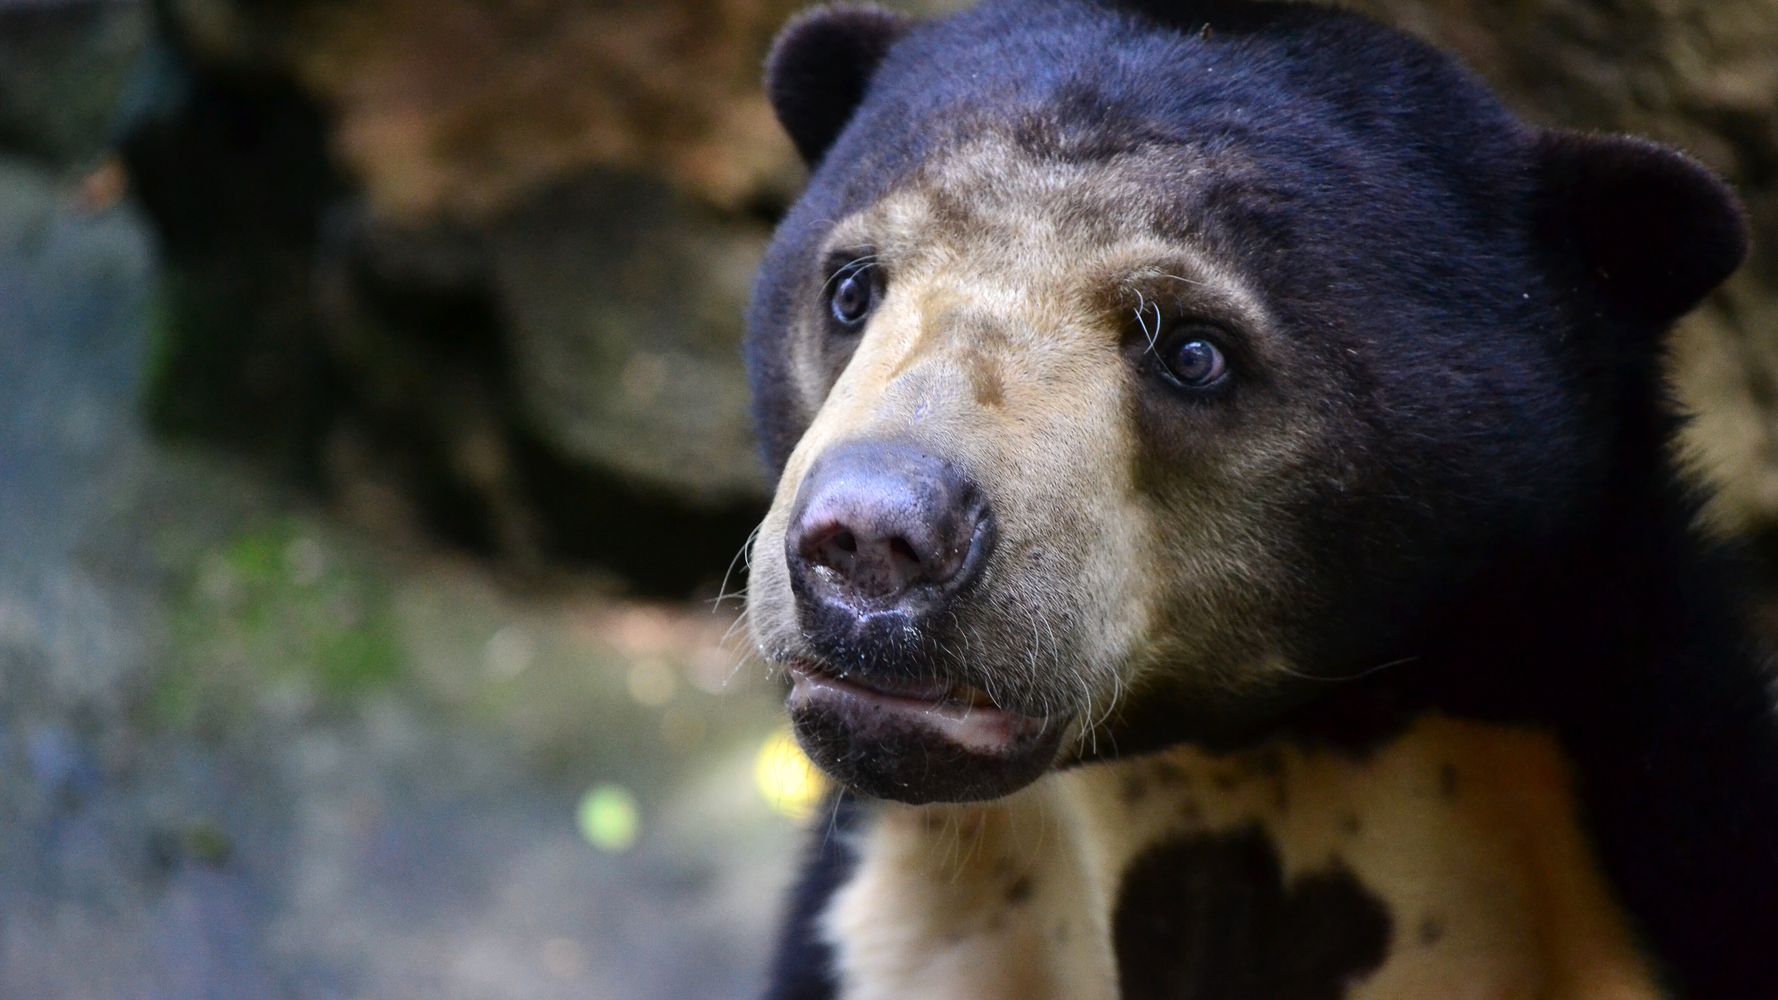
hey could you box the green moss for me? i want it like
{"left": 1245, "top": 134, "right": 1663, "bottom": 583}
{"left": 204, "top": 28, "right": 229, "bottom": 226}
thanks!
{"left": 182, "top": 822, "right": 235, "bottom": 868}
{"left": 314, "top": 616, "right": 403, "bottom": 695}
{"left": 151, "top": 518, "right": 405, "bottom": 732}
{"left": 145, "top": 666, "right": 203, "bottom": 732}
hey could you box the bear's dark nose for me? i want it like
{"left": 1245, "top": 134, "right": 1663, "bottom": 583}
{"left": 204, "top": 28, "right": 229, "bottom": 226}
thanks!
{"left": 787, "top": 441, "right": 992, "bottom": 612}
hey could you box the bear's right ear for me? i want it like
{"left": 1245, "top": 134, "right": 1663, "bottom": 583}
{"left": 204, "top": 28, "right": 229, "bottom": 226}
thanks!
{"left": 1534, "top": 130, "right": 1749, "bottom": 326}
{"left": 766, "top": 4, "right": 912, "bottom": 167}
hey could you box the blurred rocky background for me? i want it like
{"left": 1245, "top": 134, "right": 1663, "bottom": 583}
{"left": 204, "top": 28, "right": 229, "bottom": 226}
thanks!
{"left": 0, "top": 0, "right": 1774, "bottom": 997}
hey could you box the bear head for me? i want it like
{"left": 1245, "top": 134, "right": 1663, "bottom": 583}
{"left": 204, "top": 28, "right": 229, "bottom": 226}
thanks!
{"left": 743, "top": 0, "right": 1748, "bottom": 803}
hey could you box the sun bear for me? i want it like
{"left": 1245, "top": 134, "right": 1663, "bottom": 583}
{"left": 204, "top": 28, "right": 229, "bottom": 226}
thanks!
{"left": 740, "top": 1, "right": 1778, "bottom": 997}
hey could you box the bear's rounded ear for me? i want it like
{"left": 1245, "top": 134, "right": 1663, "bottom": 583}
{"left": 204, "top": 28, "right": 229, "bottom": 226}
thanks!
{"left": 1535, "top": 130, "right": 1749, "bottom": 324}
{"left": 766, "top": 4, "right": 912, "bottom": 167}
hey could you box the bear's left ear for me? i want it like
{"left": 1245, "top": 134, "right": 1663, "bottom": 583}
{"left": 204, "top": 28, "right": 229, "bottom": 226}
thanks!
{"left": 766, "top": 4, "right": 912, "bottom": 167}
{"left": 1535, "top": 130, "right": 1749, "bottom": 324}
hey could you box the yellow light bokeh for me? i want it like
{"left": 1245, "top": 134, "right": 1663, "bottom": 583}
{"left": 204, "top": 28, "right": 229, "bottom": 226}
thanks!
{"left": 753, "top": 726, "right": 827, "bottom": 821}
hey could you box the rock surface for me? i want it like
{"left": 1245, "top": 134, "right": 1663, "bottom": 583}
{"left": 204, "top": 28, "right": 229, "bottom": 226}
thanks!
{"left": 20, "top": 0, "right": 1778, "bottom": 591}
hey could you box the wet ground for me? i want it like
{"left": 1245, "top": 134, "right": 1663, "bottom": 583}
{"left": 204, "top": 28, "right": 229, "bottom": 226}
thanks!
{"left": 0, "top": 158, "right": 805, "bottom": 998}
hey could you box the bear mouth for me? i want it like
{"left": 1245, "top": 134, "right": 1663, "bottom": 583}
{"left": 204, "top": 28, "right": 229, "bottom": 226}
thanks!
{"left": 787, "top": 659, "right": 1042, "bottom": 753}
{"left": 784, "top": 659, "right": 1064, "bottom": 803}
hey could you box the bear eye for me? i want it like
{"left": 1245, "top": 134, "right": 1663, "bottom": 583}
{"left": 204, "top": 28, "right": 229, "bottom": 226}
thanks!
{"left": 1153, "top": 326, "right": 1231, "bottom": 391}
{"left": 827, "top": 262, "right": 879, "bottom": 329}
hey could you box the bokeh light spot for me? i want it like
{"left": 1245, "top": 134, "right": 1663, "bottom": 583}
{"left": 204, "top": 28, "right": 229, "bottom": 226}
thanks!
{"left": 625, "top": 657, "right": 677, "bottom": 706}
{"left": 576, "top": 784, "right": 640, "bottom": 852}
{"left": 754, "top": 726, "right": 826, "bottom": 821}
{"left": 483, "top": 625, "right": 537, "bottom": 680}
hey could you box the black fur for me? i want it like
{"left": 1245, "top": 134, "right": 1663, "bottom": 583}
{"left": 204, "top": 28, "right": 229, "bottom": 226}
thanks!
{"left": 761, "top": 794, "right": 863, "bottom": 1000}
{"left": 1113, "top": 827, "right": 1392, "bottom": 1000}
{"left": 766, "top": 5, "right": 911, "bottom": 167}
{"left": 750, "top": 1, "right": 1776, "bottom": 996}
{"left": 1535, "top": 130, "right": 1751, "bottom": 326}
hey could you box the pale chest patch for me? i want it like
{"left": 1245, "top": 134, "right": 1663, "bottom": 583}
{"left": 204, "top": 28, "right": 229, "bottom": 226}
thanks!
{"left": 819, "top": 716, "right": 1663, "bottom": 1000}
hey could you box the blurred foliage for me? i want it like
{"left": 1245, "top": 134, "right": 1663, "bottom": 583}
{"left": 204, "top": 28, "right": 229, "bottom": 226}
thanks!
{"left": 153, "top": 518, "right": 404, "bottom": 733}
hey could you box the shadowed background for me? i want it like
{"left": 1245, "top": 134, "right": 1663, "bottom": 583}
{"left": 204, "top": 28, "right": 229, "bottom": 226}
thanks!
{"left": 0, "top": 0, "right": 1774, "bottom": 997}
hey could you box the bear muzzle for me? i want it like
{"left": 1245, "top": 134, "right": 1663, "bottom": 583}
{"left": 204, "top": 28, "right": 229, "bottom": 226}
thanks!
{"left": 774, "top": 438, "right": 1066, "bottom": 801}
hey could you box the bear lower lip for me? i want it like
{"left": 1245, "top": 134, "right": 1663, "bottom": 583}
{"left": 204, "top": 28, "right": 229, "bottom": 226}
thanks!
{"left": 785, "top": 660, "right": 1044, "bottom": 757}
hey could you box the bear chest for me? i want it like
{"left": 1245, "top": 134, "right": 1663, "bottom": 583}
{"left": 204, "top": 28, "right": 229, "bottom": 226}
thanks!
{"left": 817, "top": 716, "right": 1663, "bottom": 1000}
